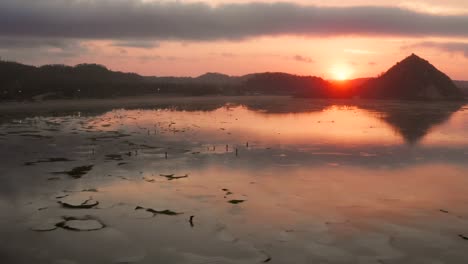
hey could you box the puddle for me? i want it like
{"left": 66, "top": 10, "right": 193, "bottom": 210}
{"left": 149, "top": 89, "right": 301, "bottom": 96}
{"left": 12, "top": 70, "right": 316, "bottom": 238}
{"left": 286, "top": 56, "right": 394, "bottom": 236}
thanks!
{"left": 56, "top": 216, "right": 105, "bottom": 231}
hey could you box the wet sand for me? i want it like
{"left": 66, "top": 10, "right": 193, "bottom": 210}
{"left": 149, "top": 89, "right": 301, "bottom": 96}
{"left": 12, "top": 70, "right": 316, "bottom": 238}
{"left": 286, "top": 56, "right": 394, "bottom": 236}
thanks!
{"left": 0, "top": 96, "right": 467, "bottom": 264}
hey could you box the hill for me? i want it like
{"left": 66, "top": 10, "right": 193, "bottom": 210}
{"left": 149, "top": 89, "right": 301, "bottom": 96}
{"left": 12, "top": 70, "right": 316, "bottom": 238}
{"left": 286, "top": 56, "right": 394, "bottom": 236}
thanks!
{"left": 0, "top": 61, "right": 144, "bottom": 100}
{"left": 243, "top": 72, "right": 331, "bottom": 96}
{"left": 0, "top": 60, "right": 332, "bottom": 100}
{"left": 358, "top": 54, "right": 464, "bottom": 100}
{"left": 454, "top": 80, "right": 468, "bottom": 97}
{"left": 1, "top": 57, "right": 466, "bottom": 101}
{"left": 145, "top": 72, "right": 253, "bottom": 86}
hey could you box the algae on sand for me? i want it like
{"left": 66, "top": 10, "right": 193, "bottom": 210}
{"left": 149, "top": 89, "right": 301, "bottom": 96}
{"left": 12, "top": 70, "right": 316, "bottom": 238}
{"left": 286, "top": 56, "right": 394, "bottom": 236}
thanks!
{"left": 135, "top": 206, "right": 183, "bottom": 216}
{"left": 59, "top": 198, "right": 99, "bottom": 209}
{"left": 31, "top": 216, "right": 105, "bottom": 232}
{"left": 228, "top": 200, "right": 245, "bottom": 204}
{"left": 54, "top": 165, "right": 94, "bottom": 179}
{"left": 159, "top": 174, "right": 189, "bottom": 181}
{"left": 24, "top": 157, "right": 73, "bottom": 166}
{"left": 56, "top": 216, "right": 105, "bottom": 231}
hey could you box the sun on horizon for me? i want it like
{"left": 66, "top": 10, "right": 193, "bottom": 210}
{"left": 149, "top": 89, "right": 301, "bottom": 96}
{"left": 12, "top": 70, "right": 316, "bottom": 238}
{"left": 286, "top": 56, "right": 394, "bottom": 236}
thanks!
{"left": 330, "top": 64, "right": 353, "bottom": 81}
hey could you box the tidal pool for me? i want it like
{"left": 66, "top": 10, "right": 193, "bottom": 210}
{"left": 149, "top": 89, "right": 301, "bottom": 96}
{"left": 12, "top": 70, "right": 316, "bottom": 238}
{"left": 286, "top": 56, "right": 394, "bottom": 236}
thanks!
{"left": 0, "top": 96, "right": 467, "bottom": 264}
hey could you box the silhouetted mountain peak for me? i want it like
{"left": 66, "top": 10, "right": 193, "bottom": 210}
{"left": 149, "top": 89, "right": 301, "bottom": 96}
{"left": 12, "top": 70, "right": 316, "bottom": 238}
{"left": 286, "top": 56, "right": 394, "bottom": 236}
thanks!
{"left": 407, "top": 53, "right": 422, "bottom": 60}
{"left": 359, "top": 54, "right": 464, "bottom": 100}
{"left": 197, "top": 72, "right": 230, "bottom": 79}
{"left": 392, "top": 53, "right": 432, "bottom": 71}
{"left": 196, "top": 72, "right": 232, "bottom": 83}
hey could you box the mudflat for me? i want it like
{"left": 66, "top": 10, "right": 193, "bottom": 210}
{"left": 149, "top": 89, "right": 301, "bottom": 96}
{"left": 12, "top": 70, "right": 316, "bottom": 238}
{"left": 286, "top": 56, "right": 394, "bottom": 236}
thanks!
{"left": 0, "top": 96, "right": 467, "bottom": 264}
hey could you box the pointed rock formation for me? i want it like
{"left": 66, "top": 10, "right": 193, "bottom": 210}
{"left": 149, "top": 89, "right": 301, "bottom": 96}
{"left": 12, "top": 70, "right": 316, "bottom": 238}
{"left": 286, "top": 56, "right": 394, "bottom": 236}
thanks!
{"left": 359, "top": 54, "right": 464, "bottom": 100}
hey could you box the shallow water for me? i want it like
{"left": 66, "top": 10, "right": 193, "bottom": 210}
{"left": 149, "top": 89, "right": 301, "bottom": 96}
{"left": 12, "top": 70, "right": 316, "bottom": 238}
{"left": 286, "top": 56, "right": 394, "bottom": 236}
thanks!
{"left": 0, "top": 97, "right": 467, "bottom": 264}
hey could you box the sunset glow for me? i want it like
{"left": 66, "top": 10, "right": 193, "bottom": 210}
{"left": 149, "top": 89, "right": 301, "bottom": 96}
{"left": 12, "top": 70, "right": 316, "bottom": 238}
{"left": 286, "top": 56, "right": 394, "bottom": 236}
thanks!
{"left": 331, "top": 64, "right": 353, "bottom": 80}
{"left": 1, "top": 0, "right": 468, "bottom": 80}
{"left": 1, "top": 1, "right": 468, "bottom": 263}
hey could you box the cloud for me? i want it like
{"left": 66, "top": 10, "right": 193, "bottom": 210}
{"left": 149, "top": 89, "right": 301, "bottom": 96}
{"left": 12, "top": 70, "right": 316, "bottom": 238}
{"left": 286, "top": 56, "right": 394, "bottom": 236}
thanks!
{"left": 138, "top": 54, "right": 180, "bottom": 63}
{"left": 405, "top": 41, "right": 468, "bottom": 58}
{"left": 344, "top": 49, "right": 377, "bottom": 55}
{"left": 0, "top": 37, "right": 74, "bottom": 49}
{"left": 293, "top": 55, "right": 314, "bottom": 63}
{"left": 111, "top": 40, "right": 160, "bottom": 49}
{"left": 0, "top": 37, "right": 88, "bottom": 57}
{"left": 1, "top": 0, "right": 468, "bottom": 41}
{"left": 139, "top": 55, "right": 162, "bottom": 63}
{"left": 398, "top": 2, "right": 468, "bottom": 15}
{"left": 0, "top": 37, "right": 89, "bottom": 64}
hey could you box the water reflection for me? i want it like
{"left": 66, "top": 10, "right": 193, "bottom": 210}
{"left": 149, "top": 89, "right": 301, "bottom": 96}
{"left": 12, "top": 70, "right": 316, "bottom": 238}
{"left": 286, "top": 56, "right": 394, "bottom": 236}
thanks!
{"left": 359, "top": 102, "right": 464, "bottom": 144}
{"left": 237, "top": 99, "right": 465, "bottom": 145}
{"left": 2, "top": 98, "right": 463, "bottom": 145}
{"left": 0, "top": 97, "right": 467, "bottom": 264}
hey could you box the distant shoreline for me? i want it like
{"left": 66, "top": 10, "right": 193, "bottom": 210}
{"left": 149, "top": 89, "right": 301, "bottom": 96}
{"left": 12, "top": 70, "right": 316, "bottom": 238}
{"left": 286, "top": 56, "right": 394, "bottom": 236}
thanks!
{"left": 1, "top": 95, "right": 466, "bottom": 116}
{"left": 0, "top": 95, "right": 288, "bottom": 114}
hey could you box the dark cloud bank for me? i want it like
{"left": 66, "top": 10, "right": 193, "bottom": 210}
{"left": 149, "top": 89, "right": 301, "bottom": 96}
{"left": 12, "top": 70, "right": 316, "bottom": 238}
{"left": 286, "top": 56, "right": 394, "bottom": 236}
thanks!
{"left": 407, "top": 42, "right": 468, "bottom": 58}
{"left": 1, "top": 0, "right": 468, "bottom": 41}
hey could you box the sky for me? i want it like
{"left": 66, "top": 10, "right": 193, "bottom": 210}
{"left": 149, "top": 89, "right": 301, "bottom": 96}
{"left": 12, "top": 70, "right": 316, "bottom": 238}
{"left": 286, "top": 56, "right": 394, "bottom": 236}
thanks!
{"left": 1, "top": 0, "right": 468, "bottom": 80}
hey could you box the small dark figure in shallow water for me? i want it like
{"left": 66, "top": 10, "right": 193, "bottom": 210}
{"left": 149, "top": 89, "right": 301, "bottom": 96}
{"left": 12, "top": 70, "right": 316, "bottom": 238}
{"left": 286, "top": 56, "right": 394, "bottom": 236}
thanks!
{"left": 189, "top": 216, "right": 194, "bottom": 227}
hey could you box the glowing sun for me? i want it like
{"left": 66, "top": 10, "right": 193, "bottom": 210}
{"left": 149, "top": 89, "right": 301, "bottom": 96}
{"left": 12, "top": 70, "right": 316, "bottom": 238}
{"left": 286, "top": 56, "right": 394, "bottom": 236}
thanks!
{"left": 331, "top": 65, "right": 353, "bottom": 81}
